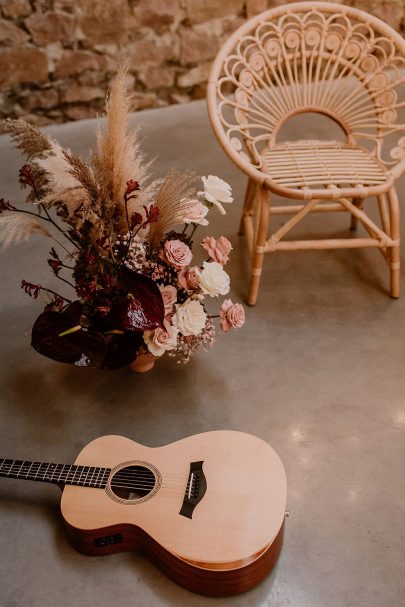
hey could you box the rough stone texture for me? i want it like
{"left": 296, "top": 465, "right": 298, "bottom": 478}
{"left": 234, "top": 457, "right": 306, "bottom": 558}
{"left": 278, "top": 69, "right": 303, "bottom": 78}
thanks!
{"left": 133, "top": 0, "right": 184, "bottom": 34}
{"left": 20, "top": 88, "right": 59, "bottom": 111}
{"left": 185, "top": 0, "right": 245, "bottom": 24}
{"left": 64, "top": 104, "right": 100, "bottom": 120}
{"left": 180, "top": 23, "right": 222, "bottom": 66}
{"left": 54, "top": 50, "right": 113, "bottom": 78}
{"left": 246, "top": 0, "right": 268, "bottom": 17}
{"left": 78, "top": 0, "right": 135, "bottom": 46}
{"left": 0, "top": 18, "right": 29, "bottom": 45}
{"left": 0, "top": 0, "right": 403, "bottom": 129}
{"left": 137, "top": 65, "right": 176, "bottom": 89}
{"left": 60, "top": 84, "right": 104, "bottom": 103}
{"left": 177, "top": 62, "right": 211, "bottom": 88}
{"left": 126, "top": 32, "right": 180, "bottom": 65}
{"left": 362, "top": 0, "right": 404, "bottom": 31}
{"left": 24, "top": 11, "right": 76, "bottom": 46}
{"left": 0, "top": 48, "right": 48, "bottom": 88}
{"left": 0, "top": 0, "right": 32, "bottom": 19}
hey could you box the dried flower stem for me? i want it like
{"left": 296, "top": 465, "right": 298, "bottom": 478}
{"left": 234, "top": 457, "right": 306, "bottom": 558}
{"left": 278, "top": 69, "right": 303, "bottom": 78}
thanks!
{"left": 41, "top": 287, "right": 72, "bottom": 303}
{"left": 56, "top": 275, "right": 75, "bottom": 290}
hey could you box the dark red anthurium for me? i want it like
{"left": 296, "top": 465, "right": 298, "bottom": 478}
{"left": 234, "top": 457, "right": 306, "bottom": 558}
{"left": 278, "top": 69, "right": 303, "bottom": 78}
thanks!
{"left": 31, "top": 300, "right": 143, "bottom": 370}
{"left": 105, "top": 271, "right": 164, "bottom": 332}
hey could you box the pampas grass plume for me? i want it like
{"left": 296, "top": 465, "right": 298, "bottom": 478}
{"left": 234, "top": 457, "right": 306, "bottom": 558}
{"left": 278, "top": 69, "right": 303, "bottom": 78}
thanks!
{"left": 0, "top": 212, "right": 52, "bottom": 250}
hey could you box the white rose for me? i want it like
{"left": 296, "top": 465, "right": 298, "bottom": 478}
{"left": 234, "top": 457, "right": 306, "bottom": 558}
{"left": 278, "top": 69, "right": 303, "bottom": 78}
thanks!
{"left": 199, "top": 175, "right": 233, "bottom": 215}
{"left": 143, "top": 319, "right": 178, "bottom": 357}
{"left": 175, "top": 299, "right": 207, "bottom": 336}
{"left": 199, "top": 261, "right": 230, "bottom": 297}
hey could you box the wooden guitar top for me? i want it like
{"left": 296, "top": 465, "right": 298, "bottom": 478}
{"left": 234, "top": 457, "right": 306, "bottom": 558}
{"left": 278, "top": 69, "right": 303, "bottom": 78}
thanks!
{"left": 61, "top": 431, "right": 287, "bottom": 567}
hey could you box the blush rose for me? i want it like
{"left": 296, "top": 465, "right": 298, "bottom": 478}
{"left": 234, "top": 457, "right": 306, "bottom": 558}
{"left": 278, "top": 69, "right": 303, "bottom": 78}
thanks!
{"left": 178, "top": 267, "right": 200, "bottom": 291}
{"left": 159, "top": 284, "right": 177, "bottom": 315}
{"left": 144, "top": 319, "right": 178, "bottom": 357}
{"left": 201, "top": 235, "right": 232, "bottom": 266}
{"left": 162, "top": 239, "right": 192, "bottom": 269}
{"left": 220, "top": 299, "right": 245, "bottom": 332}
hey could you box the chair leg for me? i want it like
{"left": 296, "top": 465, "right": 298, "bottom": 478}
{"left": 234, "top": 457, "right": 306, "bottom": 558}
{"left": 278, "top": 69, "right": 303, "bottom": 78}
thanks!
{"left": 377, "top": 193, "right": 390, "bottom": 235}
{"left": 239, "top": 178, "right": 256, "bottom": 235}
{"left": 387, "top": 187, "right": 400, "bottom": 298}
{"left": 350, "top": 198, "right": 363, "bottom": 230}
{"left": 247, "top": 187, "right": 269, "bottom": 306}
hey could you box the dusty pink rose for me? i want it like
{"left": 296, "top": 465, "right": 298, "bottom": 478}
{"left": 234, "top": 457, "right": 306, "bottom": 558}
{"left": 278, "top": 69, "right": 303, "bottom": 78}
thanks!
{"left": 159, "top": 284, "right": 177, "bottom": 315}
{"left": 143, "top": 319, "right": 178, "bottom": 357}
{"left": 201, "top": 236, "right": 232, "bottom": 266}
{"left": 183, "top": 201, "right": 209, "bottom": 226}
{"left": 178, "top": 266, "right": 200, "bottom": 291}
{"left": 162, "top": 239, "right": 192, "bottom": 269}
{"left": 220, "top": 299, "right": 245, "bottom": 332}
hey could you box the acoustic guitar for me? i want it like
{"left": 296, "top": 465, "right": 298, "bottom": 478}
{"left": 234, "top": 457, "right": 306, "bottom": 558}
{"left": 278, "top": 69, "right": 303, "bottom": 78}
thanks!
{"left": 0, "top": 431, "right": 287, "bottom": 596}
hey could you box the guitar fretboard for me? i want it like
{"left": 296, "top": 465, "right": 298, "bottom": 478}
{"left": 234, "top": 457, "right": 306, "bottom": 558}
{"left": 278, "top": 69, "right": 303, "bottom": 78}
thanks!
{"left": 0, "top": 459, "right": 111, "bottom": 488}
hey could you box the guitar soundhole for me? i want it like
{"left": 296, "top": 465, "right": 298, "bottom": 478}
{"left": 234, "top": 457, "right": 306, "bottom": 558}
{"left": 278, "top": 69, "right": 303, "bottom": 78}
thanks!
{"left": 110, "top": 465, "right": 156, "bottom": 501}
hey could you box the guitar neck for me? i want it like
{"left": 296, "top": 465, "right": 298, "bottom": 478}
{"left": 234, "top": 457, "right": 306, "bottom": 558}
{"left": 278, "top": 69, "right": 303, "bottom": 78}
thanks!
{"left": 0, "top": 459, "right": 111, "bottom": 488}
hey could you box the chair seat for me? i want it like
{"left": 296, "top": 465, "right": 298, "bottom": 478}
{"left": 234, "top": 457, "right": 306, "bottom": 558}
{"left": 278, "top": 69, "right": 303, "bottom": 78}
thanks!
{"left": 262, "top": 141, "right": 388, "bottom": 193}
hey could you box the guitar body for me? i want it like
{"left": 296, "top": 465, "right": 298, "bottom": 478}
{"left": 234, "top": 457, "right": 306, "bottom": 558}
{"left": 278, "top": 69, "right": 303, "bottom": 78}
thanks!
{"left": 61, "top": 431, "right": 287, "bottom": 596}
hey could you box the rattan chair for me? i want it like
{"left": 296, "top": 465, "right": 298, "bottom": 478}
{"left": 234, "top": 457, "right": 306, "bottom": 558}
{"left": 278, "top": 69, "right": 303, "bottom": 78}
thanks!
{"left": 207, "top": 1, "right": 405, "bottom": 305}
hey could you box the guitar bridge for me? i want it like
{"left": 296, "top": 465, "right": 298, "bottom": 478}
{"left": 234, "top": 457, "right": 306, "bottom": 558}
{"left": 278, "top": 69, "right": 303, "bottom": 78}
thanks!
{"left": 179, "top": 461, "right": 207, "bottom": 519}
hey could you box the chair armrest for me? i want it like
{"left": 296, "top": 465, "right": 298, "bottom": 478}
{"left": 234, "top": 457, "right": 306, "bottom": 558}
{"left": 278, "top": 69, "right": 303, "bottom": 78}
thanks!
{"left": 389, "top": 158, "right": 405, "bottom": 180}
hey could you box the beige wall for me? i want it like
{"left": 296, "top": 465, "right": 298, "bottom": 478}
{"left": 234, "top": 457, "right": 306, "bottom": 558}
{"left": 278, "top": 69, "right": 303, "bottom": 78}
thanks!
{"left": 0, "top": 0, "right": 404, "bottom": 129}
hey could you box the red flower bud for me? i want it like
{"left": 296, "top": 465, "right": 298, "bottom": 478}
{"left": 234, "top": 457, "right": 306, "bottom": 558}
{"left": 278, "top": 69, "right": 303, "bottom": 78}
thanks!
{"left": 130, "top": 211, "right": 143, "bottom": 230}
{"left": 125, "top": 180, "right": 140, "bottom": 201}
{"left": 48, "top": 259, "right": 62, "bottom": 276}
{"left": 142, "top": 205, "right": 159, "bottom": 226}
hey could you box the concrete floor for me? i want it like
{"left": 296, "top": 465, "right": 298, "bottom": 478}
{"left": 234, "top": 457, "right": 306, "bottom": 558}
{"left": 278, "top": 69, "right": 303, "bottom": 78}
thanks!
{"left": 1, "top": 100, "right": 405, "bottom": 607}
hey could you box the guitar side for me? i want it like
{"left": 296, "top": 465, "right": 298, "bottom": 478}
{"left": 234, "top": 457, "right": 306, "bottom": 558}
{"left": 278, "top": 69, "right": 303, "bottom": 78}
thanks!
{"left": 65, "top": 518, "right": 284, "bottom": 596}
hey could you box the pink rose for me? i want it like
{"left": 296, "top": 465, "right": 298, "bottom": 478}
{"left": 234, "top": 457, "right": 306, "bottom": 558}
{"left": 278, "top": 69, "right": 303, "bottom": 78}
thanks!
{"left": 183, "top": 201, "right": 209, "bottom": 226}
{"left": 220, "top": 299, "right": 245, "bottom": 332}
{"left": 143, "top": 319, "right": 178, "bottom": 357}
{"left": 159, "top": 284, "right": 177, "bottom": 315}
{"left": 201, "top": 236, "right": 232, "bottom": 266}
{"left": 162, "top": 239, "right": 192, "bottom": 269}
{"left": 178, "top": 266, "right": 200, "bottom": 291}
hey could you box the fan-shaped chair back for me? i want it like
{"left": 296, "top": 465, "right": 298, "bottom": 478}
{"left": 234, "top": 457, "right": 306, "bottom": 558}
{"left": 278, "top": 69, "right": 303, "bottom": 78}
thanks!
{"left": 208, "top": 2, "right": 405, "bottom": 186}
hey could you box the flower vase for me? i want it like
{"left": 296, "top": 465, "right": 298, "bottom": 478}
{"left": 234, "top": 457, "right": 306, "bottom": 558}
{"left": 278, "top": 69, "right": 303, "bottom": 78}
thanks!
{"left": 129, "top": 352, "right": 155, "bottom": 373}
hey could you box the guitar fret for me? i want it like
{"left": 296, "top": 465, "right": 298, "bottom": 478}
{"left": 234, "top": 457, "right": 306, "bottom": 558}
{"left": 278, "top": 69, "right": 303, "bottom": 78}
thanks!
{"left": 64, "top": 465, "right": 73, "bottom": 483}
{"left": 101, "top": 469, "right": 110, "bottom": 488}
{"left": 26, "top": 461, "right": 34, "bottom": 478}
{"left": 0, "top": 458, "right": 111, "bottom": 489}
{"left": 79, "top": 466, "right": 86, "bottom": 485}
{"left": 94, "top": 467, "right": 102, "bottom": 487}
{"left": 88, "top": 466, "right": 96, "bottom": 487}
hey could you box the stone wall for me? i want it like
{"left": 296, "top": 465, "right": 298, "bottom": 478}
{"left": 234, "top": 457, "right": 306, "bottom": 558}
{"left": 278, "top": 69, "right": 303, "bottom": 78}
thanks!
{"left": 0, "top": 0, "right": 404, "bottom": 130}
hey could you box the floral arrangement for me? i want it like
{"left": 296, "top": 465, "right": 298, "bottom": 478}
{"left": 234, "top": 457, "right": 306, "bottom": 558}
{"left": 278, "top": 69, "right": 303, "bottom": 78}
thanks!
{"left": 0, "top": 68, "right": 245, "bottom": 370}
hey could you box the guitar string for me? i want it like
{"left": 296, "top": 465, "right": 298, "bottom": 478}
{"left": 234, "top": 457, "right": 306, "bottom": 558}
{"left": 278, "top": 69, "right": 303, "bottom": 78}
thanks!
{"left": 0, "top": 474, "right": 192, "bottom": 492}
{"left": 0, "top": 463, "right": 192, "bottom": 482}
{"left": 0, "top": 462, "right": 188, "bottom": 479}
{"left": 0, "top": 473, "right": 192, "bottom": 494}
{"left": 0, "top": 462, "right": 203, "bottom": 495}
{"left": 0, "top": 466, "right": 189, "bottom": 485}
{"left": 0, "top": 465, "right": 197, "bottom": 493}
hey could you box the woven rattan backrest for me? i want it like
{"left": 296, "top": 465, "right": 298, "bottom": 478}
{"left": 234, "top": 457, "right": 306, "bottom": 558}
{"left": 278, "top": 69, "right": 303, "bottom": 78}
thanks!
{"left": 207, "top": 2, "right": 405, "bottom": 182}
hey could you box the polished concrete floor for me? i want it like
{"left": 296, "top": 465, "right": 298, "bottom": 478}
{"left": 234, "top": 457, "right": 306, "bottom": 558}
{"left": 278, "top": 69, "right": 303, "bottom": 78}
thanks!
{"left": 0, "top": 100, "right": 405, "bottom": 607}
